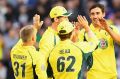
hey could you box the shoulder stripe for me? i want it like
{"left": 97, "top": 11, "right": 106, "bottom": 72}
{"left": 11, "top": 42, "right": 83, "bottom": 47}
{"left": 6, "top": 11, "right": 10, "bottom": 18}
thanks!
{"left": 71, "top": 43, "right": 84, "bottom": 53}
{"left": 70, "top": 43, "right": 85, "bottom": 79}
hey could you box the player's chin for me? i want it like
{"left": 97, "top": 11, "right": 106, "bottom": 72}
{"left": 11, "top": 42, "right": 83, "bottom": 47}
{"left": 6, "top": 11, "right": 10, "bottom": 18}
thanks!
{"left": 93, "top": 21, "right": 98, "bottom": 25}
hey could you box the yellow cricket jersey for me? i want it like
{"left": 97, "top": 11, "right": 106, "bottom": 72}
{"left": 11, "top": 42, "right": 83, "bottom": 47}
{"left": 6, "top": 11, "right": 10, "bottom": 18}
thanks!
{"left": 39, "top": 27, "right": 60, "bottom": 63}
{"left": 86, "top": 24, "right": 119, "bottom": 79}
{"left": 39, "top": 27, "right": 84, "bottom": 59}
{"left": 48, "top": 34, "right": 98, "bottom": 79}
{"left": 0, "top": 42, "right": 3, "bottom": 60}
{"left": 11, "top": 39, "right": 47, "bottom": 79}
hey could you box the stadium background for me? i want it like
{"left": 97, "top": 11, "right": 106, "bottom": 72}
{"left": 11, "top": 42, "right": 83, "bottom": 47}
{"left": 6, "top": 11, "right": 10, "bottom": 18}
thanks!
{"left": 0, "top": 0, "right": 120, "bottom": 79}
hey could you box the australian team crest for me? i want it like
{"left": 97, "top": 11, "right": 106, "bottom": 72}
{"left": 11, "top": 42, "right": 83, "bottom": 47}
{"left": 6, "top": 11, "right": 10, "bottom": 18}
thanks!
{"left": 98, "top": 38, "right": 108, "bottom": 49}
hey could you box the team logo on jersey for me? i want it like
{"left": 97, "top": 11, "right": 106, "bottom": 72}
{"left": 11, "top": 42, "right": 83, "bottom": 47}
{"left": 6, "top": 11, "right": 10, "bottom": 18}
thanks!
{"left": 98, "top": 38, "right": 108, "bottom": 49}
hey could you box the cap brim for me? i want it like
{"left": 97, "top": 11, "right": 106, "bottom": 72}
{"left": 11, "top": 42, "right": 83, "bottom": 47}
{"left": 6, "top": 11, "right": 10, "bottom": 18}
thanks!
{"left": 62, "top": 12, "right": 72, "bottom": 16}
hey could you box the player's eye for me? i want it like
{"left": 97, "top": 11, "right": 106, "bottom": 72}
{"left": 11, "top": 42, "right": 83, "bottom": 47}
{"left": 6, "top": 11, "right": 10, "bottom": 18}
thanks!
{"left": 96, "top": 12, "right": 100, "bottom": 15}
{"left": 91, "top": 13, "right": 94, "bottom": 15}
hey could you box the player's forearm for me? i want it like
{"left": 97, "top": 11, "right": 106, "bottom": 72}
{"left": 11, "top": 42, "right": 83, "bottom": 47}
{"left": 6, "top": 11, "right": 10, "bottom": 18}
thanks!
{"left": 85, "top": 27, "right": 99, "bottom": 45}
{"left": 70, "top": 29, "right": 79, "bottom": 42}
{"left": 106, "top": 27, "right": 120, "bottom": 44}
{"left": 85, "top": 26, "right": 95, "bottom": 38}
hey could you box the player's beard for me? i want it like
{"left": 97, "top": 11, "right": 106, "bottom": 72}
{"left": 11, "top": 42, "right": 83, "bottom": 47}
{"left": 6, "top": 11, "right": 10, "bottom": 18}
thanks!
{"left": 93, "top": 18, "right": 99, "bottom": 24}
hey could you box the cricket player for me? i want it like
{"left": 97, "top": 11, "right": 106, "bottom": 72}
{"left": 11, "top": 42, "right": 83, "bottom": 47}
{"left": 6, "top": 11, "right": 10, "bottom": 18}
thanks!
{"left": 39, "top": 6, "right": 72, "bottom": 64}
{"left": 39, "top": 6, "right": 85, "bottom": 78}
{"left": 47, "top": 15, "right": 98, "bottom": 79}
{"left": 85, "top": 4, "right": 120, "bottom": 79}
{"left": 10, "top": 14, "right": 47, "bottom": 79}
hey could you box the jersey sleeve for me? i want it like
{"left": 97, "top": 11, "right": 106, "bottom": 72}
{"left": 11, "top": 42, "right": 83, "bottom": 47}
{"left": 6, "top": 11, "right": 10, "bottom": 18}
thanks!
{"left": 39, "top": 38, "right": 52, "bottom": 57}
{"left": 77, "top": 32, "right": 98, "bottom": 53}
{"left": 39, "top": 35, "right": 54, "bottom": 66}
{"left": 84, "top": 32, "right": 98, "bottom": 52}
{"left": 34, "top": 52, "right": 47, "bottom": 79}
{"left": 75, "top": 41, "right": 95, "bottom": 61}
{"left": 79, "top": 41, "right": 97, "bottom": 53}
{"left": 85, "top": 31, "right": 98, "bottom": 43}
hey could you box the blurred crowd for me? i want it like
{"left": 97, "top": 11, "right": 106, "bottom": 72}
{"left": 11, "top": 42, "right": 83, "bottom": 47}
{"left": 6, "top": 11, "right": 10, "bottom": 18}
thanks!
{"left": 0, "top": 0, "right": 120, "bottom": 79}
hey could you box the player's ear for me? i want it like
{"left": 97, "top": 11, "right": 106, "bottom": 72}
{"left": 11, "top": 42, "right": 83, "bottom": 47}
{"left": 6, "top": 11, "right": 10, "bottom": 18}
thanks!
{"left": 31, "top": 35, "right": 35, "bottom": 42}
{"left": 103, "top": 12, "right": 105, "bottom": 17}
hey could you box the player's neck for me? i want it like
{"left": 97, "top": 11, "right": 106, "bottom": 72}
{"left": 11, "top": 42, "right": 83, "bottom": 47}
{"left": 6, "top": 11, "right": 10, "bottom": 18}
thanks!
{"left": 93, "top": 24, "right": 101, "bottom": 30}
{"left": 22, "top": 42, "right": 33, "bottom": 46}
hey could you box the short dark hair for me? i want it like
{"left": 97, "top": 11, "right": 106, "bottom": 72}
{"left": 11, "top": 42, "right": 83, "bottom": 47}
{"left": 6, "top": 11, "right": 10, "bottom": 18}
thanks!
{"left": 89, "top": 4, "right": 105, "bottom": 13}
{"left": 58, "top": 32, "right": 72, "bottom": 41}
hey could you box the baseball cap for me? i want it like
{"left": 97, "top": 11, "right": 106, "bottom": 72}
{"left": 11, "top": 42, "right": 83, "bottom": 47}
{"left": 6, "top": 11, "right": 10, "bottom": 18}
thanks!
{"left": 57, "top": 21, "right": 74, "bottom": 35}
{"left": 50, "top": 6, "right": 72, "bottom": 18}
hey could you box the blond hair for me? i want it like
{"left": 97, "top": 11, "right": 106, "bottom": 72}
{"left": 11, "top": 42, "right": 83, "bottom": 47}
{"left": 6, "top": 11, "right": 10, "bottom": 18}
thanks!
{"left": 20, "top": 25, "right": 35, "bottom": 42}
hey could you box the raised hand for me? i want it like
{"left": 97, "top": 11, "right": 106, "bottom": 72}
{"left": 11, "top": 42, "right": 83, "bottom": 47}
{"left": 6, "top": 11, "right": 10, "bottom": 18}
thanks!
{"left": 77, "top": 15, "right": 90, "bottom": 32}
{"left": 99, "top": 18, "right": 109, "bottom": 30}
{"left": 70, "top": 22, "right": 81, "bottom": 42}
{"left": 33, "top": 14, "right": 43, "bottom": 30}
{"left": 73, "top": 22, "right": 83, "bottom": 30}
